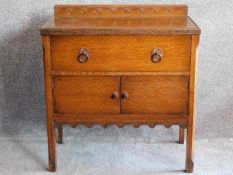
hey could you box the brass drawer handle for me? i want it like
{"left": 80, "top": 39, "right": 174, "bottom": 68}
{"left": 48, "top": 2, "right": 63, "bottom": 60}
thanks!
{"left": 111, "top": 92, "right": 119, "bottom": 99}
{"left": 121, "top": 91, "right": 128, "bottom": 99}
{"left": 77, "top": 48, "right": 90, "bottom": 63}
{"left": 151, "top": 48, "right": 163, "bottom": 63}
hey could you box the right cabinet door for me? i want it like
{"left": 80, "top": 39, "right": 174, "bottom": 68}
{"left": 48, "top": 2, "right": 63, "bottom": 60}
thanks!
{"left": 121, "top": 76, "right": 189, "bottom": 114}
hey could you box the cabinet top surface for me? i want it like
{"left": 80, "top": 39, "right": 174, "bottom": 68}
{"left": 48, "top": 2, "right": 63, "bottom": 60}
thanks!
{"left": 40, "top": 4, "right": 201, "bottom": 35}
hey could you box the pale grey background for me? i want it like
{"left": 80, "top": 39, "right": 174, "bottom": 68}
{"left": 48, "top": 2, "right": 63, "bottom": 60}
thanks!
{"left": 0, "top": 0, "right": 233, "bottom": 175}
{"left": 0, "top": 0, "right": 233, "bottom": 138}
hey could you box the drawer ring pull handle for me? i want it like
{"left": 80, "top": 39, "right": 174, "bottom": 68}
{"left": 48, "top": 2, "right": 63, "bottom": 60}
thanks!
{"left": 151, "top": 48, "right": 163, "bottom": 63}
{"left": 111, "top": 92, "right": 119, "bottom": 99}
{"left": 77, "top": 48, "right": 90, "bottom": 63}
{"left": 121, "top": 91, "right": 129, "bottom": 99}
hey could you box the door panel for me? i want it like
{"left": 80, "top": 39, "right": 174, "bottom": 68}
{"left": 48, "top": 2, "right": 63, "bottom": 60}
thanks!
{"left": 53, "top": 76, "right": 120, "bottom": 113}
{"left": 121, "top": 76, "right": 189, "bottom": 114}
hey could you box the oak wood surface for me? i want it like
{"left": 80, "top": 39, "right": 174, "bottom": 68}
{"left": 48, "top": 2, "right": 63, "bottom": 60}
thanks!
{"left": 51, "top": 71, "right": 190, "bottom": 76}
{"left": 54, "top": 4, "right": 188, "bottom": 17}
{"left": 55, "top": 114, "right": 188, "bottom": 126}
{"left": 40, "top": 4, "right": 201, "bottom": 173}
{"left": 53, "top": 76, "right": 120, "bottom": 113}
{"left": 185, "top": 35, "right": 199, "bottom": 173}
{"left": 179, "top": 127, "right": 185, "bottom": 144}
{"left": 40, "top": 5, "right": 200, "bottom": 35}
{"left": 121, "top": 76, "right": 189, "bottom": 114}
{"left": 50, "top": 35, "right": 191, "bottom": 72}
{"left": 40, "top": 16, "right": 200, "bottom": 35}
{"left": 56, "top": 125, "right": 63, "bottom": 144}
{"left": 42, "top": 35, "right": 56, "bottom": 172}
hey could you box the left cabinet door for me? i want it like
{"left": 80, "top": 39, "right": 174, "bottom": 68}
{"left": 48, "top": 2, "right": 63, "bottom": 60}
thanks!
{"left": 53, "top": 76, "right": 120, "bottom": 114}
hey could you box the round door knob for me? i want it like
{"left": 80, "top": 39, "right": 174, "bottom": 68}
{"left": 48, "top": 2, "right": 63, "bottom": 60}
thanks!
{"left": 111, "top": 92, "right": 119, "bottom": 99}
{"left": 121, "top": 91, "right": 128, "bottom": 99}
{"left": 77, "top": 48, "right": 90, "bottom": 63}
{"left": 151, "top": 48, "right": 163, "bottom": 63}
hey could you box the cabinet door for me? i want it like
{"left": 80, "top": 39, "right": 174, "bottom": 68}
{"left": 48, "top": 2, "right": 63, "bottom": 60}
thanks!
{"left": 53, "top": 76, "right": 120, "bottom": 113}
{"left": 121, "top": 76, "right": 189, "bottom": 114}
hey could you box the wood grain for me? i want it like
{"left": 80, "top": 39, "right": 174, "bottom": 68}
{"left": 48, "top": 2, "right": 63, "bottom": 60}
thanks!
{"left": 121, "top": 76, "right": 189, "bottom": 114}
{"left": 57, "top": 125, "right": 63, "bottom": 144}
{"left": 42, "top": 35, "right": 56, "bottom": 172}
{"left": 179, "top": 127, "right": 185, "bottom": 144}
{"left": 40, "top": 16, "right": 200, "bottom": 35}
{"left": 55, "top": 114, "right": 188, "bottom": 126}
{"left": 185, "top": 35, "right": 199, "bottom": 173}
{"left": 53, "top": 76, "right": 120, "bottom": 113}
{"left": 54, "top": 4, "right": 188, "bottom": 17}
{"left": 50, "top": 35, "right": 191, "bottom": 72}
{"left": 40, "top": 5, "right": 200, "bottom": 35}
{"left": 40, "top": 4, "right": 201, "bottom": 173}
{"left": 51, "top": 71, "right": 190, "bottom": 76}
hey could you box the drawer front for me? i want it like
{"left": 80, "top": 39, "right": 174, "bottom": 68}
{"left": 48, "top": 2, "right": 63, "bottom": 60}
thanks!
{"left": 121, "top": 76, "right": 189, "bottom": 114}
{"left": 51, "top": 35, "right": 191, "bottom": 72}
{"left": 53, "top": 76, "right": 120, "bottom": 113}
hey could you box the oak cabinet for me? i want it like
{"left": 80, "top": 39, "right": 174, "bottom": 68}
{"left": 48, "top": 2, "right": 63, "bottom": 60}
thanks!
{"left": 40, "top": 4, "right": 200, "bottom": 173}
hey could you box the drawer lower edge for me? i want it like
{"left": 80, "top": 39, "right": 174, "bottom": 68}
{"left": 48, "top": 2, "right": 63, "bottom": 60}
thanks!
{"left": 51, "top": 71, "right": 190, "bottom": 76}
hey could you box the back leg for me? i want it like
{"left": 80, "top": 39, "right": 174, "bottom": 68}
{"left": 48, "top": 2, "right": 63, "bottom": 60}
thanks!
{"left": 57, "top": 125, "right": 63, "bottom": 144}
{"left": 179, "top": 126, "right": 185, "bottom": 144}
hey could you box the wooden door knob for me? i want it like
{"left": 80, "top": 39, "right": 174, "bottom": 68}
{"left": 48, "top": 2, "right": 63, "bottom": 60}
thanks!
{"left": 77, "top": 48, "right": 90, "bottom": 63}
{"left": 151, "top": 48, "right": 163, "bottom": 63}
{"left": 111, "top": 92, "right": 119, "bottom": 99}
{"left": 121, "top": 91, "right": 128, "bottom": 99}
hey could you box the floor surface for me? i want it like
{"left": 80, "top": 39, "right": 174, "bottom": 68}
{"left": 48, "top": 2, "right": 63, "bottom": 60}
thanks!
{"left": 0, "top": 126, "right": 233, "bottom": 175}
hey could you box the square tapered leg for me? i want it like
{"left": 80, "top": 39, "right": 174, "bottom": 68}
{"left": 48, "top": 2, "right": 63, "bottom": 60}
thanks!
{"left": 57, "top": 125, "right": 63, "bottom": 144}
{"left": 47, "top": 119, "right": 56, "bottom": 172}
{"left": 179, "top": 127, "right": 185, "bottom": 144}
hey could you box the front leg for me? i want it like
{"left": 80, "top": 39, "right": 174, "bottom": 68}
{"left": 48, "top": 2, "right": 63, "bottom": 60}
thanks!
{"left": 43, "top": 35, "right": 57, "bottom": 172}
{"left": 47, "top": 119, "right": 56, "bottom": 172}
{"left": 185, "top": 121, "right": 194, "bottom": 173}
